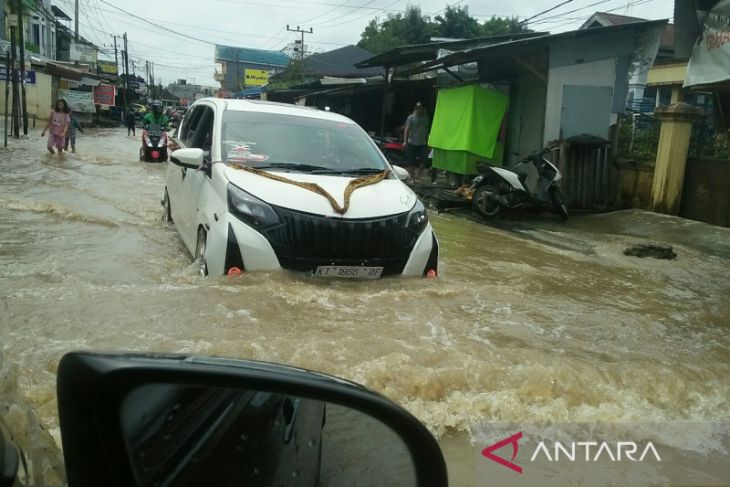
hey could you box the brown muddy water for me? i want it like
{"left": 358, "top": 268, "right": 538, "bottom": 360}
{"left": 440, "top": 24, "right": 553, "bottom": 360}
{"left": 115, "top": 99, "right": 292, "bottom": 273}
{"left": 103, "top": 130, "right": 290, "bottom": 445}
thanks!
{"left": 1, "top": 128, "right": 729, "bottom": 485}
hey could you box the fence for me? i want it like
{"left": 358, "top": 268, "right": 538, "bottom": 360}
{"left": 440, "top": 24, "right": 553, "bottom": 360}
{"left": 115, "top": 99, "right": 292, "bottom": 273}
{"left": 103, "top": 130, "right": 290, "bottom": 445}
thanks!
{"left": 688, "top": 114, "right": 730, "bottom": 160}
{"left": 559, "top": 139, "right": 614, "bottom": 210}
{"left": 616, "top": 112, "right": 661, "bottom": 162}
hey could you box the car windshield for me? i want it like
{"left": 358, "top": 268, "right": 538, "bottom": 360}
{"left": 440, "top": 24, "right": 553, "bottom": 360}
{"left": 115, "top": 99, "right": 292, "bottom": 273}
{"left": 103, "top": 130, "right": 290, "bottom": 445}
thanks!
{"left": 221, "top": 110, "right": 387, "bottom": 173}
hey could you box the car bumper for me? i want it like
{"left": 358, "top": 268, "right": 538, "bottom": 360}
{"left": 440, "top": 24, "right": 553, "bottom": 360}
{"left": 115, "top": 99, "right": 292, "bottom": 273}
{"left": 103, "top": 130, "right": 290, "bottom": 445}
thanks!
{"left": 205, "top": 212, "right": 438, "bottom": 278}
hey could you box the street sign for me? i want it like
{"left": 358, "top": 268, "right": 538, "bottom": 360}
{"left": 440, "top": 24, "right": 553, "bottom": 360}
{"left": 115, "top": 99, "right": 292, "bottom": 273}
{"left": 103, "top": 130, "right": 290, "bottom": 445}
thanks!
{"left": 97, "top": 60, "right": 118, "bottom": 75}
{"left": 93, "top": 84, "right": 116, "bottom": 106}
{"left": 244, "top": 69, "right": 268, "bottom": 86}
{"left": 0, "top": 67, "right": 35, "bottom": 84}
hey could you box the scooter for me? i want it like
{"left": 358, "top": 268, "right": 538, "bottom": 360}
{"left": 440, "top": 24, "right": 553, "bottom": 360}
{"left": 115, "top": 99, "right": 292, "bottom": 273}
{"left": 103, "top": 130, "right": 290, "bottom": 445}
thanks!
{"left": 470, "top": 145, "right": 568, "bottom": 219}
{"left": 371, "top": 135, "right": 406, "bottom": 165}
{"left": 139, "top": 124, "right": 169, "bottom": 163}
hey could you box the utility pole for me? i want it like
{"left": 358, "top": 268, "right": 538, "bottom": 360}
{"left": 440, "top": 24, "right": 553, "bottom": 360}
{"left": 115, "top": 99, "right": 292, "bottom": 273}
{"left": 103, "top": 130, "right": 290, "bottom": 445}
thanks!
{"left": 235, "top": 50, "right": 240, "bottom": 91}
{"left": 112, "top": 35, "right": 118, "bottom": 74}
{"left": 74, "top": 0, "right": 79, "bottom": 41}
{"left": 120, "top": 48, "right": 127, "bottom": 112}
{"left": 16, "top": 0, "right": 28, "bottom": 135}
{"left": 5, "top": 50, "right": 10, "bottom": 147}
{"left": 123, "top": 32, "right": 130, "bottom": 112}
{"left": 9, "top": 27, "right": 19, "bottom": 138}
{"left": 149, "top": 62, "right": 155, "bottom": 100}
{"left": 286, "top": 25, "right": 313, "bottom": 61}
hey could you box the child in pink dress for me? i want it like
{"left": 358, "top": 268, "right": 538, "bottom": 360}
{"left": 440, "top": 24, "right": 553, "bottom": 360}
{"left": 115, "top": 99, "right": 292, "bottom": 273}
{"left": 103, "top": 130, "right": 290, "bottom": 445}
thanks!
{"left": 41, "top": 99, "right": 71, "bottom": 154}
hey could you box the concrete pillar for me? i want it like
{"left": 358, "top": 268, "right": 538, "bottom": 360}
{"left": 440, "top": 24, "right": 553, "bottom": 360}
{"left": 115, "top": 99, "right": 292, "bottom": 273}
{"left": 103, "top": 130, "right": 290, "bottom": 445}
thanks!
{"left": 650, "top": 103, "right": 704, "bottom": 215}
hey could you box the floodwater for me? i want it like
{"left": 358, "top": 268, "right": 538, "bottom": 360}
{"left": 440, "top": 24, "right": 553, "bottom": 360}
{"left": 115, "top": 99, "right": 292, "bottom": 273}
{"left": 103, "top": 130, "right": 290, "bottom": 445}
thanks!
{"left": 1, "top": 128, "right": 729, "bottom": 486}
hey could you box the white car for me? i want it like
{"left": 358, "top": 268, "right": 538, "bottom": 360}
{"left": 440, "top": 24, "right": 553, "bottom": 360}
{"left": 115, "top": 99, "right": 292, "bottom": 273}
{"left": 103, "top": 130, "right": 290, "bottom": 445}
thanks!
{"left": 162, "top": 98, "right": 439, "bottom": 279}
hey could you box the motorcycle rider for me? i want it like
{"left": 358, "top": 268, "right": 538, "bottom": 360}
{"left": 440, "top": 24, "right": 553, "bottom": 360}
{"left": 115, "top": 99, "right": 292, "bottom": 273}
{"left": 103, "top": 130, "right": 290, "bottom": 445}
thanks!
{"left": 142, "top": 101, "right": 169, "bottom": 129}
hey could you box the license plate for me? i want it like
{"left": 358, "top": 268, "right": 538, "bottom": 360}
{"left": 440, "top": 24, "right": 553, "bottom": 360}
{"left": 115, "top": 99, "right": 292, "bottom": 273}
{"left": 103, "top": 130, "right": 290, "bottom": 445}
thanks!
{"left": 313, "top": 266, "right": 383, "bottom": 279}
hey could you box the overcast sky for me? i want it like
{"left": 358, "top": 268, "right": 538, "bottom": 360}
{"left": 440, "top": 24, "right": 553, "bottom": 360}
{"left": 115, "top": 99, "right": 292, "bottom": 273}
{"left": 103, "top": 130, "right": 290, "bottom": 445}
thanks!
{"left": 56, "top": 0, "right": 674, "bottom": 87}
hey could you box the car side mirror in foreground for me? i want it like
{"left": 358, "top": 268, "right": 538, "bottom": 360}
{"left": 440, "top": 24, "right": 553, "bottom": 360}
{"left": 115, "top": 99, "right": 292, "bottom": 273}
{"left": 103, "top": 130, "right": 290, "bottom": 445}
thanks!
{"left": 57, "top": 352, "right": 448, "bottom": 487}
{"left": 170, "top": 148, "right": 204, "bottom": 169}
{"left": 392, "top": 165, "right": 410, "bottom": 180}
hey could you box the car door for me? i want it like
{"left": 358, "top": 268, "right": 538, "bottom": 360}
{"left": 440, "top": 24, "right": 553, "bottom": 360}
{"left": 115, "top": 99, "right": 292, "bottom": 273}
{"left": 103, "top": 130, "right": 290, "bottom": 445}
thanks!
{"left": 176, "top": 104, "right": 216, "bottom": 253}
{"left": 167, "top": 105, "right": 202, "bottom": 253}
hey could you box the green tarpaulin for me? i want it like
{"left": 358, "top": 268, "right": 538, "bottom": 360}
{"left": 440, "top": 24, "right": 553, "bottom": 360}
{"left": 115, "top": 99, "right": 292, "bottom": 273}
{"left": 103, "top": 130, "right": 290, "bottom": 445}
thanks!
{"left": 428, "top": 84, "right": 508, "bottom": 169}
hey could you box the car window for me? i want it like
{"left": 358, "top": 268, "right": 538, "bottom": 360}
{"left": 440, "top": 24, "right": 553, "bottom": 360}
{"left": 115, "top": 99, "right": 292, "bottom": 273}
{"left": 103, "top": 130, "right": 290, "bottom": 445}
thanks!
{"left": 221, "top": 111, "right": 386, "bottom": 172}
{"left": 179, "top": 106, "right": 203, "bottom": 147}
{"left": 189, "top": 107, "right": 214, "bottom": 156}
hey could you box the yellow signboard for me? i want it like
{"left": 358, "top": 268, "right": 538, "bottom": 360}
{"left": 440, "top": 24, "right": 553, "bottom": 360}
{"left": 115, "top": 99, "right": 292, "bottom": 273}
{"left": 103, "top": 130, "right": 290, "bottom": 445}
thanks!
{"left": 97, "top": 60, "right": 118, "bottom": 75}
{"left": 244, "top": 69, "right": 268, "bottom": 86}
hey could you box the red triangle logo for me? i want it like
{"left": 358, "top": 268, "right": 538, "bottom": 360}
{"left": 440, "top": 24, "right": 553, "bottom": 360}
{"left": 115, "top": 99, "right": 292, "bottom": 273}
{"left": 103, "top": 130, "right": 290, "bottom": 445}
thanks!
{"left": 481, "top": 432, "right": 523, "bottom": 474}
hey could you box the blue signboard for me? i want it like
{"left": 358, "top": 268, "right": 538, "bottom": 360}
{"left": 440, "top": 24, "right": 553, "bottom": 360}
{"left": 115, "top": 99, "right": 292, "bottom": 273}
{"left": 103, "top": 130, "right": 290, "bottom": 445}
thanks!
{"left": 214, "top": 45, "right": 290, "bottom": 67}
{"left": 0, "top": 67, "right": 36, "bottom": 84}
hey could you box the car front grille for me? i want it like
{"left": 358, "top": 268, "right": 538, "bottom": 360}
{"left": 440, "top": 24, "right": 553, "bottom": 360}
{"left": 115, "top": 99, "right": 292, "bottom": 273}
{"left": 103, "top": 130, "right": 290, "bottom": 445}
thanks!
{"left": 261, "top": 206, "right": 419, "bottom": 276}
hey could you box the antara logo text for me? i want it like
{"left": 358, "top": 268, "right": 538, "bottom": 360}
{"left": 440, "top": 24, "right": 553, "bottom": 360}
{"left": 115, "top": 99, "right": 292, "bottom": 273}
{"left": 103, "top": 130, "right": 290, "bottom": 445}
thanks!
{"left": 481, "top": 432, "right": 662, "bottom": 474}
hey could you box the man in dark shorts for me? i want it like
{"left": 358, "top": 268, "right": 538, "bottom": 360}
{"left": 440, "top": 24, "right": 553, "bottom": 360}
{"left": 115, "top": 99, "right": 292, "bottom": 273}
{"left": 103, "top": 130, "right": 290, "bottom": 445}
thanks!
{"left": 402, "top": 102, "right": 430, "bottom": 180}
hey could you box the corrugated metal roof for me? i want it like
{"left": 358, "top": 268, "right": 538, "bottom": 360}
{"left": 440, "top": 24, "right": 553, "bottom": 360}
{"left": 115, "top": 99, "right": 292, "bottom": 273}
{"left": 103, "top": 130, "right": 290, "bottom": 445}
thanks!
{"left": 355, "top": 32, "right": 547, "bottom": 69}
{"left": 302, "top": 45, "right": 381, "bottom": 77}
{"left": 405, "top": 19, "right": 668, "bottom": 77}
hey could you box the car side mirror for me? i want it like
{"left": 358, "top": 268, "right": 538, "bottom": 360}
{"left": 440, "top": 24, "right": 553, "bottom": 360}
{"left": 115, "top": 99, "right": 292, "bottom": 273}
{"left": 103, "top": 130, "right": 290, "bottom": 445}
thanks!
{"left": 392, "top": 165, "right": 410, "bottom": 180}
{"left": 170, "top": 148, "right": 204, "bottom": 169}
{"left": 57, "top": 352, "right": 448, "bottom": 487}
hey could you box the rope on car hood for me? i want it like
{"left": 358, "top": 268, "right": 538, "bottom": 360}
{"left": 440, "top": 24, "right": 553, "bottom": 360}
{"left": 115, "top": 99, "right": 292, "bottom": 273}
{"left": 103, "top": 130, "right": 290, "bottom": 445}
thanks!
{"left": 231, "top": 164, "right": 390, "bottom": 215}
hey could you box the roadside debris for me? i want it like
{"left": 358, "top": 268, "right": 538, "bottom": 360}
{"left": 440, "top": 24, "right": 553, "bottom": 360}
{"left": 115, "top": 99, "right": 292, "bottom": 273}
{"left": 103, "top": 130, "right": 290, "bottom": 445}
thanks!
{"left": 624, "top": 242, "right": 677, "bottom": 259}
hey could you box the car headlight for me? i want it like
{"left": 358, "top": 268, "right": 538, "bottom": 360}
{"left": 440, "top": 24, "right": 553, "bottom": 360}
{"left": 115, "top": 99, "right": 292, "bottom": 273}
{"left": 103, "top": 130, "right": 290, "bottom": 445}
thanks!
{"left": 144, "top": 136, "right": 152, "bottom": 146}
{"left": 405, "top": 199, "right": 428, "bottom": 234}
{"left": 227, "top": 184, "right": 280, "bottom": 228}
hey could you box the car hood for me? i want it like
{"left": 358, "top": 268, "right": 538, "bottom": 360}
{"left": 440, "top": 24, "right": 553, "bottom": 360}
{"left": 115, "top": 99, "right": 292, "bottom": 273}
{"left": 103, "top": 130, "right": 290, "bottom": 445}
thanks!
{"left": 223, "top": 165, "right": 418, "bottom": 218}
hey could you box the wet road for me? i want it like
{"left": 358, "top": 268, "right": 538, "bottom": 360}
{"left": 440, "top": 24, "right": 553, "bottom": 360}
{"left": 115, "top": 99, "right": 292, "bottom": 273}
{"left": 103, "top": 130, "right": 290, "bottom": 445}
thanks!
{"left": 1, "top": 128, "right": 729, "bottom": 485}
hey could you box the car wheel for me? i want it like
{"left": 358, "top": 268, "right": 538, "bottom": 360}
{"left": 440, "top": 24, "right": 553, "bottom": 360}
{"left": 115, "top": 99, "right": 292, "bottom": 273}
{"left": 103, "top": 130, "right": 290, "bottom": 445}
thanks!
{"left": 472, "top": 185, "right": 501, "bottom": 217}
{"left": 195, "top": 228, "right": 208, "bottom": 277}
{"left": 161, "top": 189, "right": 172, "bottom": 223}
{"left": 139, "top": 147, "right": 144, "bottom": 162}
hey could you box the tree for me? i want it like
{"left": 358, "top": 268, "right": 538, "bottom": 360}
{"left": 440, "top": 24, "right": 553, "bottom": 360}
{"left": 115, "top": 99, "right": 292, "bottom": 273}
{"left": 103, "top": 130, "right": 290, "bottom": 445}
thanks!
{"left": 479, "top": 16, "right": 530, "bottom": 37}
{"left": 358, "top": 6, "right": 433, "bottom": 54}
{"left": 433, "top": 6, "right": 481, "bottom": 39}
{"left": 357, "top": 5, "right": 532, "bottom": 55}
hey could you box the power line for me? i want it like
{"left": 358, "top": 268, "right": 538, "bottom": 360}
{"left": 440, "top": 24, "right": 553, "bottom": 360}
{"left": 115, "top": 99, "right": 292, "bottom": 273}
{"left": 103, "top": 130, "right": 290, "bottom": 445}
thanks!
{"left": 519, "top": 0, "right": 574, "bottom": 24}
{"left": 530, "top": 0, "right": 657, "bottom": 27}
{"left": 299, "top": 0, "right": 353, "bottom": 24}
{"left": 315, "top": 0, "right": 408, "bottom": 28}
{"left": 528, "top": 0, "right": 618, "bottom": 25}
{"left": 309, "top": 0, "right": 378, "bottom": 27}
{"left": 214, "top": 0, "right": 408, "bottom": 14}
{"left": 95, "top": 7, "right": 345, "bottom": 46}
{"left": 314, "top": 0, "right": 466, "bottom": 29}
{"left": 97, "top": 0, "right": 217, "bottom": 45}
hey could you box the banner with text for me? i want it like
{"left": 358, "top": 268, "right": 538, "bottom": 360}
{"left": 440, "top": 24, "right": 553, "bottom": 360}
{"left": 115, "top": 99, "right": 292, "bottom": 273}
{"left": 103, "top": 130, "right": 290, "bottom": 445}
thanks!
{"left": 93, "top": 84, "right": 116, "bottom": 106}
{"left": 685, "top": 0, "right": 730, "bottom": 87}
{"left": 58, "top": 89, "right": 96, "bottom": 113}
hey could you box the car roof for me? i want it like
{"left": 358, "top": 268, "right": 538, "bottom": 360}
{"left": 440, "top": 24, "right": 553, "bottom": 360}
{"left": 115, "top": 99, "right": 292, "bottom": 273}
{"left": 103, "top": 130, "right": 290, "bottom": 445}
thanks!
{"left": 191, "top": 98, "right": 356, "bottom": 124}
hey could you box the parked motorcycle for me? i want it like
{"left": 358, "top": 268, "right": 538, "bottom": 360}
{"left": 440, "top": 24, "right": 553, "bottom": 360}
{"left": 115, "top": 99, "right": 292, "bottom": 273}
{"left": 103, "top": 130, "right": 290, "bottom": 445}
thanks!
{"left": 371, "top": 135, "right": 406, "bottom": 165}
{"left": 0, "top": 352, "right": 448, "bottom": 487}
{"left": 470, "top": 146, "right": 568, "bottom": 219}
{"left": 139, "top": 124, "right": 169, "bottom": 163}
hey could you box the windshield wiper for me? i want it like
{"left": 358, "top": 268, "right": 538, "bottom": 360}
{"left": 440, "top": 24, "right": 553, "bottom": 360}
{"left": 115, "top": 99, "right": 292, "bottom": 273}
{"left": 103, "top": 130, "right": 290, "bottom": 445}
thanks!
{"left": 323, "top": 167, "right": 387, "bottom": 175}
{"left": 247, "top": 163, "right": 331, "bottom": 173}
